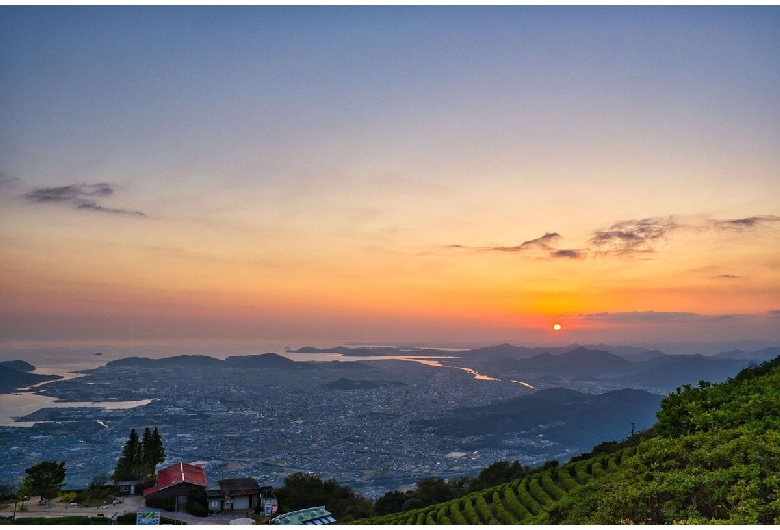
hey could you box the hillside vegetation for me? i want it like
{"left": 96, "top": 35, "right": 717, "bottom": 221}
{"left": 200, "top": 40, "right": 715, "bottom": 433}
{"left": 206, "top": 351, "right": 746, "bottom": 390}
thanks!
{"left": 353, "top": 356, "right": 780, "bottom": 524}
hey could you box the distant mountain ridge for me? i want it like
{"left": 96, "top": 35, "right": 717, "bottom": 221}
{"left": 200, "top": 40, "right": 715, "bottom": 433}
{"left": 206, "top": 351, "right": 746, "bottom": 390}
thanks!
{"left": 714, "top": 346, "right": 780, "bottom": 361}
{"left": 467, "top": 347, "right": 752, "bottom": 391}
{"left": 106, "top": 352, "right": 302, "bottom": 369}
{"left": 293, "top": 342, "right": 777, "bottom": 361}
{"left": 285, "top": 343, "right": 778, "bottom": 392}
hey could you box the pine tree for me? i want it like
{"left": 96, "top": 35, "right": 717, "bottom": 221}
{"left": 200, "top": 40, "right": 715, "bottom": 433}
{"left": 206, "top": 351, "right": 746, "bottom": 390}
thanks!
{"left": 114, "top": 427, "right": 166, "bottom": 481}
{"left": 114, "top": 428, "right": 141, "bottom": 481}
{"left": 151, "top": 427, "right": 166, "bottom": 467}
{"left": 141, "top": 427, "right": 153, "bottom": 477}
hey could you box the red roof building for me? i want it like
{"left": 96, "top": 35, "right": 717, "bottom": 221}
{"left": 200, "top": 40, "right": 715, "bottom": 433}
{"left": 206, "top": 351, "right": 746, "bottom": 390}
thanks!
{"left": 143, "top": 462, "right": 208, "bottom": 505}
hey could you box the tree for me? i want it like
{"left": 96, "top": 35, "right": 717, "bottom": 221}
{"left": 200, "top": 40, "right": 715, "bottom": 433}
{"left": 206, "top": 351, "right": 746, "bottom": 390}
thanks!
{"left": 114, "top": 427, "right": 165, "bottom": 481}
{"left": 373, "top": 490, "right": 410, "bottom": 516}
{"left": 274, "top": 472, "right": 372, "bottom": 521}
{"left": 114, "top": 428, "right": 141, "bottom": 480}
{"left": 142, "top": 427, "right": 166, "bottom": 476}
{"left": 471, "top": 460, "right": 528, "bottom": 491}
{"left": 415, "top": 477, "right": 456, "bottom": 506}
{"left": 0, "top": 481, "right": 13, "bottom": 500}
{"left": 24, "top": 461, "right": 66, "bottom": 502}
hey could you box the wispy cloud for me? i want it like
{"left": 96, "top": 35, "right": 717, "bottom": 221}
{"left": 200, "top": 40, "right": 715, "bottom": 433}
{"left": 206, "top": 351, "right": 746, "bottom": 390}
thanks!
{"left": 713, "top": 274, "right": 740, "bottom": 280}
{"left": 77, "top": 201, "right": 146, "bottom": 216}
{"left": 444, "top": 232, "right": 584, "bottom": 259}
{"left": 589, "top": 216, "right": 677, "bottom": 255}
{"left": 710, "top": 215, "right": 780, "bottom": 230}
{"left": 581, "top": 311, "right": 702, "bottom": 323}
{"left": 23, "top": 182, "right": 146, "bottom": 217}
{"left": 484, "top": 232, "right": 561, "bottom": 252}
{"left": 24, "top": 183, "right": 112, "bottom": 203}
{"left": 551, "top": 249, "right": 584, "bottom": 259}
{"left": 578, "top": 311, "right": 747, "bottom": 324}
{"left": 443, "top": 213, "right": 776, "bottom": 261}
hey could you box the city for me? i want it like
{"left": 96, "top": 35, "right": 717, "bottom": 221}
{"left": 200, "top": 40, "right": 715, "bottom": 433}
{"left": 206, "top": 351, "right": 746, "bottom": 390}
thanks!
{"left": 2, "top": 355, "right": 568, "bottom": 497}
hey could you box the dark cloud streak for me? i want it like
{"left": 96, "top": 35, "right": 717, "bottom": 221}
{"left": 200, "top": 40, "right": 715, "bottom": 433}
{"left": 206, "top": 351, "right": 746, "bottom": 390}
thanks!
{"left": 23, "top": 182, "right": 146, "bottom": 217}
{"left": 551, "top": 249, "right": 584, "bottom": 259}
{"left": 711, "top": 215, "right": 780, "bottom": 230}
{"left": 485, "top": 232, "right": 561, "bottom": 252}
{"left": 77, "top": 201, "right": 146, "bottom": 217}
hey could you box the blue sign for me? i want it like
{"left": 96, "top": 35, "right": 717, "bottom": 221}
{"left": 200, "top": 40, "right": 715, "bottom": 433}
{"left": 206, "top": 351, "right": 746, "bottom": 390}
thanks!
{"left": 136, "top": 511, "right": 161, "bottom": 525}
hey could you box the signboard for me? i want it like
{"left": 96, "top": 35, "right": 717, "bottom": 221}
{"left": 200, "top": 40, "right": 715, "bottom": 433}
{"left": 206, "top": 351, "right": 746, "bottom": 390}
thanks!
{"left": 264, "top": 504, "right": 272, "bottom": 516}
{"left": 136, "top": 511, "right": 161, "bottom": 525}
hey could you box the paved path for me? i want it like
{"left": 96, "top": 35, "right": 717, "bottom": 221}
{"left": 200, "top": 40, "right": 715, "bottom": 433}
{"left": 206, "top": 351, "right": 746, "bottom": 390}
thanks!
{"left": 0, "top": 495, "right": 257, "bottom": 525}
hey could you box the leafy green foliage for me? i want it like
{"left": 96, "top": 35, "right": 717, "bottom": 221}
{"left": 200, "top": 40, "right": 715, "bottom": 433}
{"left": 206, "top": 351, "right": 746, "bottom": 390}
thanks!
{"left": 540, "top": 471, "right": 565, "bottom": 500}
{"left": 469, "top": 459, "right": 528, "bottom": 491}
{"left": 656, "top": 358, "right": 780, "bottom": 437}
{"left": 274, "top": 472, "right": 372, "bottom": 522}
{"left": 372, "top": 490, "right": 407, "bottom": 516}
{"left": 74, "top": 484, "right": 115, "bottom": 505}
{"left": 551, "top": 357, "right": 780, "bottom": 524}
{"left": 23, "top": 461, "right": 66, "bottom": 502}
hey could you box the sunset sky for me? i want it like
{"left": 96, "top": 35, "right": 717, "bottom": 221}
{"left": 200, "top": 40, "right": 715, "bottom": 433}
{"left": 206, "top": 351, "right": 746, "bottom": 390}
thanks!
{"left": 1, "top": 6, "right": 779, "bottom": 348}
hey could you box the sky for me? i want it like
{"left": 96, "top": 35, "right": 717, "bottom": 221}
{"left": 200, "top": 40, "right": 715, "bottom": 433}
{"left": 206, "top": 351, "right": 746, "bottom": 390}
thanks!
{"left": 1, "top": 6, "right": 779, "bottom": 349}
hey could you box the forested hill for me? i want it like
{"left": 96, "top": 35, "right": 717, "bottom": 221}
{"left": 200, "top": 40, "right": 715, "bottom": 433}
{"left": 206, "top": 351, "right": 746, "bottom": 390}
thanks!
{"left": 353, "top": 356, "right": 780, "bottom": 525}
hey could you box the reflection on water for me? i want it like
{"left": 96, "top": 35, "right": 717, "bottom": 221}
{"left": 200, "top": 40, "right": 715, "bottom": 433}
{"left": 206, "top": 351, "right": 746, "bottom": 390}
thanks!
{"left": 406, "top": 358, "right": 446, "bottom": 368}
{"left": 456, "top": 366, "right": 501, "bottom": 381}
{"left": 511, "top": 380, "right": 536, "bottom": 389}
{"left": 401, "top": 358, "right": 502, "bottom": 382}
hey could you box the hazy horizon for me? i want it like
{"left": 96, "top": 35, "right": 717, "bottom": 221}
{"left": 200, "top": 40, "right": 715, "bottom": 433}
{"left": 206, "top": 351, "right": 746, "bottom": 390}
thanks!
{"left": 2, "top": 337, "right": 779, "bottom": 369}
{"left": 2, "top": 7, "right": 779, "bottom": 347}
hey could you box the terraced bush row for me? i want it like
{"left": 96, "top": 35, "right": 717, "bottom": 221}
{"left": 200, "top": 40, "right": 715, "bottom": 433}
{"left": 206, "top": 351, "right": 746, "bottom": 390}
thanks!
{"left": 352, "top": 450, "right": 636, "bottom": 525}
{"left": 492, "top": 490, "right": 518, "bottom": 524}
{"left": 541, "top": 470, "right": 566, "bottom": 501}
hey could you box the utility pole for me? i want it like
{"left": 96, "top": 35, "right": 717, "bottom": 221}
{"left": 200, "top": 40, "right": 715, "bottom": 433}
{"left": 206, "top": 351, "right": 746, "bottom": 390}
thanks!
{"left": 11, "top": 475, "right": 17, "bottom": 521}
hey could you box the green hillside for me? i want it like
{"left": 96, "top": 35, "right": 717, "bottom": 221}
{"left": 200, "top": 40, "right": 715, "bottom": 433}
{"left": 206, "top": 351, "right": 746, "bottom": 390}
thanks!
{"left": 352, "top": 357, "right": 780, "bottom": 525}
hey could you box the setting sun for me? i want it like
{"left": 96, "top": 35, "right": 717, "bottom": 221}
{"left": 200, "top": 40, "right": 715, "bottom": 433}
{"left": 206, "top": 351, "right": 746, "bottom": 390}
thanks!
{"left": 553, "top": 324, "right": 562, "bottom": 331}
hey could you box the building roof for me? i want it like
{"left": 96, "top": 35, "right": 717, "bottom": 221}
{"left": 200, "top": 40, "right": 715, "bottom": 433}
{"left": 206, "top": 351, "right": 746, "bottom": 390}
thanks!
{"left": 270, "top": 507, "right": 335, "bottom": 525}
{"left": 219, "top": 478, "right": 260, "bottom": 492}
{"left": 143, "top": 462, "right": 208, "bottom": 496}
